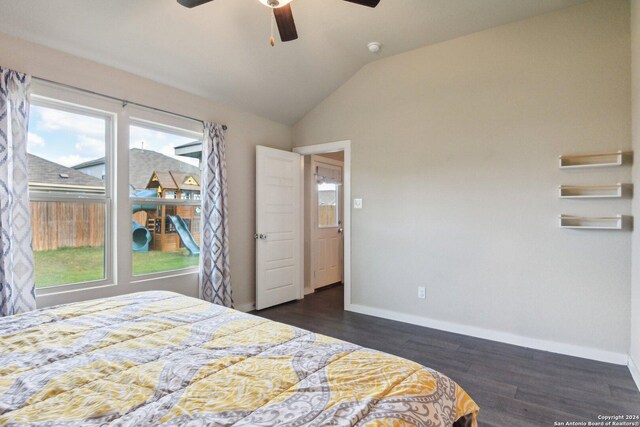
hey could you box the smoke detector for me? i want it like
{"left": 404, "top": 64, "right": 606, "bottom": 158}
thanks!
{"left": 367, "top": 42, "right": 382, "bottom": 54}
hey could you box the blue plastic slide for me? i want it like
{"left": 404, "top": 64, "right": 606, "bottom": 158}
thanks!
{"left": 132, "top": 221, "right": 152, "bottom": 252}
{"left": 131, "top": 189, "right": 158, "bottom": 214}
{"left": 130, "top": 188, "right": 157, "bottom": 252}
{"left": 167, "top": 215, "right": 200, "bottom": 256}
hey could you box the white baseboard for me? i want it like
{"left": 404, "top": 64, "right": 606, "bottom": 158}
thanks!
{"left": 346, "top": 303, "right": 629, "bottom": 365}
{"left": 629, "top": 357, "right": 640, "bottom": 392}
{"left": 235, "top": 302, "right": 255, "bottom": 313}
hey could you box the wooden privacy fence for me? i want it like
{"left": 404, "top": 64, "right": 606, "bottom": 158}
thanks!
{"left": 30, "top": 201, "right": 105, "bottom": 251}
{"left": 318, "top": 205, "right": 337, "bottom": 227}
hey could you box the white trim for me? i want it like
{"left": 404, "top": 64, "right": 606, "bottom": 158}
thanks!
{"left": 235, "top": 302, "right": 256, "bottom": 313}
{"left": 129, "top": 116, "right": 203, "bottom": 140}
{"left": 299, "top": 154, "right": 305, "bottom": 300}
{"left": 347, "top": 303, "right": 629, "bottom": 365}
{"left": 629, "top": 357, "right": 640, "bottom": 392}
{"left": 294, "top": 141, "right": 352, "bottom": 308}
{"left": 310, "top": 155, "right": 344, "bottom": 290}
{"left": 30, "top": 93, "right": 116, "bottom": 297}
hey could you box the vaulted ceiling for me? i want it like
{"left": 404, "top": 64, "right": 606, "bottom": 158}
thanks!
{"left": 0, "top": 0, "right": 586, "bottom": 124}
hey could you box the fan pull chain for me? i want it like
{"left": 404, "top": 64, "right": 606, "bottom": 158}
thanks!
{"left": 269, "top": 12, "right": 276, "bottom": 47}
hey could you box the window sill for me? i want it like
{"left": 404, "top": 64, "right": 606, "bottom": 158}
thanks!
{"left": 36, "top": 281, "right": 118, "bottom": 298}
{"left": 129, "top": 268, "right": 199, "bottom": 285}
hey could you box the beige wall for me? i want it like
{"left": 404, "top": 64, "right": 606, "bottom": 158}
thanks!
{"left": 294, "top": 0, "right": 632, "bottom": 356}
{"left": 631, "top": 0, "right": 640, "bottom": 379}
{"left": 0, "top": 31, "right": 292, "bottom": 310}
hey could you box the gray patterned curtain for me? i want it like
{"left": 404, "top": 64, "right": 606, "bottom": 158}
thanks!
{"left": 199, "top": 123, "right": 233, "bottom": 308}
{"left": 0, "top": 67, "right": 35, "bottom": 316}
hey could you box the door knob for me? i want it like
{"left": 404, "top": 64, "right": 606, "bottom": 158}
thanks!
{"left": 338, "top": 228, "right": 343, "bottom": 234}
{"left": 259, "top": 233, "right": 268, "bottom": 240}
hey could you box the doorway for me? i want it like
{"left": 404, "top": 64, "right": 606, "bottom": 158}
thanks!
{"left": 306, "top": 153, "right": 344, "bottom": 293}
{"left": 294, "top": 141, "right": 351, "bottom": 309}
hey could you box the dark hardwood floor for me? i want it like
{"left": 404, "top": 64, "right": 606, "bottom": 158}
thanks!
{"left": 253, "top": 285, "right": 640, "bottom": 426}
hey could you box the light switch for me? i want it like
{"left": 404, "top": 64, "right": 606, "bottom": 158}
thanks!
{"left": 353, "top": 198, "right": 363, "bottom": 209}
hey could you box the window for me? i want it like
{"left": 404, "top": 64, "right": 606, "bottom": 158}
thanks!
{"left": 129, "top": 120, "right": 203, "bottom": 277}
{"left": 318, "top": 182, "right": 340, "bottom": 228}
{"left": 27, "top": 97, "right": 113, "bottom": 289}
{"left": 315, "top": 162, "right": 342, "bottom": 228}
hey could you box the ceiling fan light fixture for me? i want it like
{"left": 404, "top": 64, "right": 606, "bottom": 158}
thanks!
{"left": 258, "top": 0, "right": 293, "bottom": 8}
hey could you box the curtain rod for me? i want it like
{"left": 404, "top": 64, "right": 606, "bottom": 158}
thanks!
{"left": 32, "top": 76, "right": 228, "bottom": 131}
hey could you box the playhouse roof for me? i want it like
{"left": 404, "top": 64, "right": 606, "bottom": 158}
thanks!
{"left": 146, "top": 171, "right": 200, "bottom": 192}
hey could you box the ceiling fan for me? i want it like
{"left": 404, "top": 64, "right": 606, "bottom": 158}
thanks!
{"left": 177, "top": 0, "right": 381, "bottom": 44}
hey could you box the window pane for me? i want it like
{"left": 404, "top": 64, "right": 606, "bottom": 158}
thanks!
{"left": 28, "top": 100, "right": 111, "bottom": 290}
{"left": 318, "top": 183, "right": 339, "bottom": 227}
{"left": 28, "top": 104, "right": 106, "bottom": 194}
{"left": 129, "top": 123, "right": 202, "bottom": 276}
{"left": 132, "top": 203, "right": 201, "bottom": 276}
{"left": 31, "top": 201, "right": 106, "bottom": 288}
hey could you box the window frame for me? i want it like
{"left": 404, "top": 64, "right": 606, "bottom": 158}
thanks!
{"left": 127, "top": 117, "right": 204, "bottom": 281}
{"left": 312, "top": 158, "right": 343, "bottom": 230}
{"left": 28, "top": 84, "right": 207, "bottom": 297}
{"left": 29, "top": 93, "right": 116, "bottom": 296}
{"left": 316, "top": 181, "right": 341, "bottom": 229}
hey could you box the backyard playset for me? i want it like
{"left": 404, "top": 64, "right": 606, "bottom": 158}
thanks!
{"left": 131, "top": 170, "right": 201, "bottom": 256}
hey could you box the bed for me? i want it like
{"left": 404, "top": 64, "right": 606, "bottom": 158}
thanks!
{"left": 0, "top": 291, "right": 478, "bottom": 426}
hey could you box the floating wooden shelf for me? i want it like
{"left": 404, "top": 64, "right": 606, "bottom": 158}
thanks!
{"left": 558, "top": 215, "right": 631, "bottom": 230}
{"left": 559, "top": 151, "right": 624, "bottom": 168}
{"left": 558, "top": 183, "right": 632, "bottom": 199}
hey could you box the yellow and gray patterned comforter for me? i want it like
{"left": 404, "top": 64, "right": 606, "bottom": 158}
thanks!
{"left": 0, "top": 291, "right": 479, "bottom": 426}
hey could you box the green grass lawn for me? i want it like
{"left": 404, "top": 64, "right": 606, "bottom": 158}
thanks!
{"left": 34, "top": 246, "right": 199, "bottom": 288}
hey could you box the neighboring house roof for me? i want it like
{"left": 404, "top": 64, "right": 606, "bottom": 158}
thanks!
{"left": 146, "top": 171, "right": 200, "bottom": 192}
{"left": 28, "top": 154, "right": 105, "bottom": 192}
{"left": 174, "top": 141, "right": 203, "bottom": 160}
{"left": 174, "top": 140, "right": 201, "bottom": 149}
{"left": 72, "top": 157, "right": 106, "bottom": 169}
{"left": 73, "top": 148, "right": 200, "bottom": 189}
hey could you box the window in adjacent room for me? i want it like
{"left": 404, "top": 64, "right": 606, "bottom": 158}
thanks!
{"left": 317, "top": 182, "right": 340, "bottom": 228}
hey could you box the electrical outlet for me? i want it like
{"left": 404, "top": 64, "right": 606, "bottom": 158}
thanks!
{"left": 418, "top": 287, "right": 426, "bottom": 299}
{"left": 353, "top": 198, "right": 363, "bottom": 209}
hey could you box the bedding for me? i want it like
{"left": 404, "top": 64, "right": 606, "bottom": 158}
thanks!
{"left": 0, "top": 291, "right": 478, "bottom": 426}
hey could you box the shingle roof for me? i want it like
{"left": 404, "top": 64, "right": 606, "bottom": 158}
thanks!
{"left": 73, "top": 148, "right": 200, "bottom": 190}
{"left": 71, "top": 157, "right": 105, "bottom": 169}
{"left": 171, "top": 171, "right": 200, "bottom": 191}
{"left": 150, "top": 172, "right": 177, "bottom": 190}
{"left": 174, "top": 140, "right": 201, "bottom": 149}
{"left": 28, "top": 154, "right": 105, "bottom": 188}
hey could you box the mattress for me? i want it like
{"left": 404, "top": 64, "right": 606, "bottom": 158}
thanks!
{"left": 0, "top": 291, "right": 479, "bottom": 426}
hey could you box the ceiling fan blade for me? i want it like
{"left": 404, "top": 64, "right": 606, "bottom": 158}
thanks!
{"left": 273, "top": 4, "right": 298, "bottom": 42}
{"left": 177, "top": 0, "right": 215, "bottom": 8}
{"left": 342, "top": 0, "right": 381, "bottom": 7}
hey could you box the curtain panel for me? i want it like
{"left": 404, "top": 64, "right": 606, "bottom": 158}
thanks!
{"left": 199, "top": 122, "right": 233, "bottom": 308}
{"left": 0, "top": 67, "right": 35, "bottom": 316}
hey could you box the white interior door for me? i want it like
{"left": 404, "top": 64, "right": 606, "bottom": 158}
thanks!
{"left": 256, "top": 146, "right": 303, "bottom": 310}
{"left": 312, "top": 159, "right": 343, "bottom": 289}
